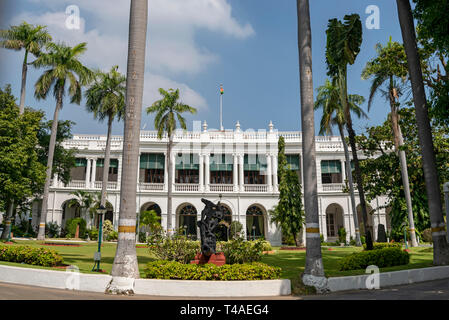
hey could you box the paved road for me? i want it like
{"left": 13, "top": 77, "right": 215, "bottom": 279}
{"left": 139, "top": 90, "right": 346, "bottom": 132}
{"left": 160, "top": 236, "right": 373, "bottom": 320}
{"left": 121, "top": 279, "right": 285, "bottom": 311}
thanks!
{"left": 0, "top": 278, "right": 448, "bottom": 300}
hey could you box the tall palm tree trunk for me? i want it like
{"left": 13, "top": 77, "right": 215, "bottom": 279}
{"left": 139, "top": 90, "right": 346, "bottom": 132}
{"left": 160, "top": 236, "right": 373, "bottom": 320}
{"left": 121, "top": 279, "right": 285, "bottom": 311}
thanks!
{"left": 1, "top": 201, "right": 13, "bottom": 240}
{"left": 166, "top": 134, "right": 173, "bottom": 235}
{"left": 99, "top": 115, "right": 113, "bottom": 239}
{"left": 37, "top": 87, "right": 63, "bottom": 240}
{"left": 338, "top": 123, "right": 361, "bottom": 246}
{"left": 297, "top": 0, "right": 326, "bottom": 288}
{"left": 19, "top": 50, "right": 28, "bottom": 115}
{"left": 396, "top": 0, "right": 449, "bottom": 264}
{"left": 389, "top": 94, "right": 418, "bottom": 247}
{"left": 107, "top": 0, "right": 148, "bottom": 293}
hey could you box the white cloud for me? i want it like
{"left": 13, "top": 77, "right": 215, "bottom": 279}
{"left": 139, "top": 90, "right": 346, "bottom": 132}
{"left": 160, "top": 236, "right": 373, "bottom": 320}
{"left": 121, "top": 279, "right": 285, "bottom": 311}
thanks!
{"left": 10, "top": 0, "right": 254, "bottom": 113}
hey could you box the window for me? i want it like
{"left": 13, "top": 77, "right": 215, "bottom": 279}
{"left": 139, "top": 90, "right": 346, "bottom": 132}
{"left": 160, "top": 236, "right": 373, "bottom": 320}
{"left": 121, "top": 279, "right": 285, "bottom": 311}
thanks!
{"left": 96, "top": 159, "right": 119, "bottom": 182}
{"left": 286, "top": 154, "right": 301, "bottom": 181}
{"left": 179, "top": 205, "right": 198, "bottom": 239}
{"left": 244, "top": 155, "right": 267, "bottom": 185}
{"left": 246, "top": 205, "right": 264, "bottom": 240}
{"left": 140, "top": 154, "right": 165, "bottom": 183}
{"left": 210, "top": 154, "right": 233, "bottom": 184}
{"left": 175, "top": 153, "right": 199, "bottom": 183}
{"left": 70, "top": 158, "right": 87, "bottom": 180}
{"left": 321, "top": 160, "right": 342, "bottom": 184}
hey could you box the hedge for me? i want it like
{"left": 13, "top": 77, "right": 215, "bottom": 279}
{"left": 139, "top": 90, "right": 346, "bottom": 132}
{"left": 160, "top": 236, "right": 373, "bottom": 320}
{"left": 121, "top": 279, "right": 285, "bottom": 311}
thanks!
{"left": 339, "top": 247, "right": 409, "bottom": 271}
{"left": 144, "top": 260, "right": 282, "bottom": 280}
{"left": 0, "top": 245, "right": 64, "bottom": 267}
{"left": 363, "top": 242, "right": 402, "bottom": 250}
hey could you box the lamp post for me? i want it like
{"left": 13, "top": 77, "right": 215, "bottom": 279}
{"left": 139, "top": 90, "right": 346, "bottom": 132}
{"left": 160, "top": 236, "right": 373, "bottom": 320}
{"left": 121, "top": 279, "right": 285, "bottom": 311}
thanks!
{"left": 92, "top": 205, "right": 106, "bottom": 272}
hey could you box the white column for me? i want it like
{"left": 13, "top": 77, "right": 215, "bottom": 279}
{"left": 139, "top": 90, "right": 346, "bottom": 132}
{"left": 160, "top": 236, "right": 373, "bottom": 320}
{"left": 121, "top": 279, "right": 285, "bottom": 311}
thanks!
{"left": 204, "top": 153, "right": 210, "bottom": 192}
{"left": 239, "top": 154, "right": 244, "bottom": 192}
{"left": 199, "top": 153, "right": 204, "bottom": 192}
{"left": 91, "top": 158, "right": 97, "bottom": 188}
{"left": 117, "top": 156, "right": 123, "bottom": 190}
{"left": 266, "top": 154, "right": 272, "bottom": 192}
{"left": 52, "top": 173, "right": 58, "bottom": 188}
{"left": 85, "top": 158, "right": 91, "bottom": 189}
{"left": 164, "top": 152, "right": 168, "bottom": 191}
{"left": 341, "top": 159, "right": 345, "bottom": 183}
{"left": 272, "top": 154, "right": 278, "bottom": 192}
{"left": 233, "top": 154, "right": 238, "bottom": 192}
{"left": 170, "top": 153, "right": 176, "bottom": 188}
{"left": 137, "top": 152, "right": 141, "bottom": 185}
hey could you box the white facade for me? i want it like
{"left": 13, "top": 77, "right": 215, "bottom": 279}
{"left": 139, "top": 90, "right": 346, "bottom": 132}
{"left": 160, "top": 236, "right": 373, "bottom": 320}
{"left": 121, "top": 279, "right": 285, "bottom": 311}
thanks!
{"left": 31, "top": 123, "right": 390, "bottom": 246}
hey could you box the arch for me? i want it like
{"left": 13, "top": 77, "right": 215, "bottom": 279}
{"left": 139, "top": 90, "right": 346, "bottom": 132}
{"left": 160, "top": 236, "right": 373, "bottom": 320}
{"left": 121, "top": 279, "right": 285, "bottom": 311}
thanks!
{"left": 216, "top": 203, "right": 232, "bottom": 241}
{"left": 61, "top": 199, "right": 81, "bottom": 228}
{"left": 325, "top": 203, "right": 344, "bottom": 239}
{"left": 177, "top": 203, "right": 198, "bottom": 239}
{"left": 140, "top": 202, "right": 162, "bottom": 217}
{"left": 246, "top": 204, "right": 267, "bottom": 240}
{"left": 356, "top": 204, "right": 375, "bottom": 236}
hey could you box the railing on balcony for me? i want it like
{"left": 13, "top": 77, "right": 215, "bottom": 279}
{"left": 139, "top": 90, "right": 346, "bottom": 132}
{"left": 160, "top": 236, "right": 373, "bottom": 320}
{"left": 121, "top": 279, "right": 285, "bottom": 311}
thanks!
{"left": 139, "top": 183, "right": 165, "bottom": 191}
{"left": 174, "top": 184, "right": 199, "bottom": 192}
{"left": 321, "top": 183, "right": 344, "bottom": 192}
{"left": 93, "top": 181, "right": 118, "bottom": 190}
{"left": 66, "top": 180, "right": 86, "bottom": 188}
{"left": 243, "top": 184, "right": 268, "bottom": 192}
{"left": 209, "top": 184, "right": 234, "bottom": 192}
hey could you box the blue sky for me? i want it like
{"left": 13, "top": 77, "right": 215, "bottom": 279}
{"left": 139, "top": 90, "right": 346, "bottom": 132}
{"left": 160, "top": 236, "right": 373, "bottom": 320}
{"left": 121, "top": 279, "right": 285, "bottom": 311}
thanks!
{"left": 0, "top": 0, "right": 409, "bottom": 136}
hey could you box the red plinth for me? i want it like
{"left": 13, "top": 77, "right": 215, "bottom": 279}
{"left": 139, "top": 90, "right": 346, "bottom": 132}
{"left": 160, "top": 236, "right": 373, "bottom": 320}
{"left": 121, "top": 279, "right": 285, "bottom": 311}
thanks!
{"left": 190, "top": 252, "right": 226, "bottom": 266}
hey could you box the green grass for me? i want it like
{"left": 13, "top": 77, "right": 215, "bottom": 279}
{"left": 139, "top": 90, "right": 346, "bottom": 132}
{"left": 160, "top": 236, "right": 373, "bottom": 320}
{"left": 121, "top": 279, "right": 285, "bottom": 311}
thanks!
{"left": 0, "top": 240, "right": 434, "bottom": 281}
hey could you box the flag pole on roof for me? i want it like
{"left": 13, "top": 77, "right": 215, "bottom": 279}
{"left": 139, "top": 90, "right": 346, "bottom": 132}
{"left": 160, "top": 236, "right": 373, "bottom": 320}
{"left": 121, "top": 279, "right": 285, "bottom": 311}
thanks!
{"left": 219, "top": 84, "right": 224, "bottom": 131}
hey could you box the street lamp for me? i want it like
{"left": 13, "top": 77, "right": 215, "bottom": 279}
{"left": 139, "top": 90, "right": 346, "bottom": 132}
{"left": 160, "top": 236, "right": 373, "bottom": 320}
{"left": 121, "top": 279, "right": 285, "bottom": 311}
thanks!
{"left": 92, "top": 204, "right": 106, "bottom": 272}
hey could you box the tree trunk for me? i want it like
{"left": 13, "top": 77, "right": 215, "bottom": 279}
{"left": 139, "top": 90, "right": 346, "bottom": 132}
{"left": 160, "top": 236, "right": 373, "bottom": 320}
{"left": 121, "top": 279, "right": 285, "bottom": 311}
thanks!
{"left": 19, "top": 50, "right": 28, "bottom": 115}
{"left": 389, "top": 91, "right": 418, "bottom": 247}
{"left": 37, "top": 87, "right": 63, "bottom": 240}
{"left": 297, "top": 0, "right": 325, "bottom": 287}
{"left": 166, "top": 134, "right": 173, "bottom": 236}
{"left": 1, "top": 201, "right": 14, "bottom": 240}
{"left": 107, "top": 0, "right": 148, "bottom": 293}
{"left": 100, "top": 115, "right": 113, "bottom": 241}
{"left": 339, "top": 68, "right": 373, "bottom": 250}
{"left": 396, "top": 0, "right": 449, "bottom": 264}
{"left": 338, "top": 123, "right": 361, "bottom": 246}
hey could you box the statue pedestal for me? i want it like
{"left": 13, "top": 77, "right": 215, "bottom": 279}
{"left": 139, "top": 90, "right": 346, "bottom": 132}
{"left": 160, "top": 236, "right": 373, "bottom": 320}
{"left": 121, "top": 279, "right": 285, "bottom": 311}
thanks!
{"left": 190, "top": 252, "right": 226, "bottom": 266}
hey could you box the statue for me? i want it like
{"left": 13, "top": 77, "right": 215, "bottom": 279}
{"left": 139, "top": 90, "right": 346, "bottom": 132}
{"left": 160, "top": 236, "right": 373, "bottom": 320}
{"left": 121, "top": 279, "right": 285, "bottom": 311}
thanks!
{"left": 190, "top": 198, "right": 226, "bottom": 266}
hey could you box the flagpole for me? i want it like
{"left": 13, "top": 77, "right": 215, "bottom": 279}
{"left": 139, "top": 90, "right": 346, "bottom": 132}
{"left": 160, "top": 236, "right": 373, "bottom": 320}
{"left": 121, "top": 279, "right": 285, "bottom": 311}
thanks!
{"left": 220, "top": 84, "right": 224, "bottom": 131}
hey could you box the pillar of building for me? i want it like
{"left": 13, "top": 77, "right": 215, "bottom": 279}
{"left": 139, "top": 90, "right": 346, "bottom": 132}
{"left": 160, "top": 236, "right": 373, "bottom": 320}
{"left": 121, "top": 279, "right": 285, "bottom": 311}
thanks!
{"left": 272, "top": 154, "right": 278, "bottom": 192}
{"left": 204, "top": 153, "right": 210, "bottom": 192}
{"left": 85, "top": 158, "right": 91, "bottom": 189}
{"left": 266, "top": 153, "right": 273, "bottom": 192}
{"left": 238, "top": 154, "right": 244, "bottom": 192}
{"left": 91, "top": 158, "right": 97, "bottom": 188}
{"left": 199, "top": 153, "right": 204, "bottom": 192}
{"left": 233, "top": 153, "right": 238, "bottom": 192}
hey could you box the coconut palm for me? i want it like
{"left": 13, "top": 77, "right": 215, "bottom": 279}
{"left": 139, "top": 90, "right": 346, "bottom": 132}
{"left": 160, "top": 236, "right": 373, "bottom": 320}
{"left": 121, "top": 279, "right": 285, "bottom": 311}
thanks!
{"left": 67, "top": 190, "right": 97, "bottom": 224}
{"left": 297, "top": 0, "right": 326, "bottom": 288}
{"left": 107, "top": 0, "right": 148, "bottom": 293}
{"left": 146, "top": 88, "right": 197, "bottom": 236}
{"left": 0, "top": 22, "right": 52, "bottom": 114}
{"left": 396, "top": 0, "right": 449, "bottom": 264}
{"left": 314, "top": 78, "right": 367, "bottom": 246}
{"left": 325, "top": 13, "right": 374, "bottom": 250}
{"left": 362, "top": 38, "right": 418, "bottom": 247}
{"left": 33, "top": 42, "right": 93, "bottom": 240}
{"left": 85, "top": 65, "right": 125, "bottom": 216}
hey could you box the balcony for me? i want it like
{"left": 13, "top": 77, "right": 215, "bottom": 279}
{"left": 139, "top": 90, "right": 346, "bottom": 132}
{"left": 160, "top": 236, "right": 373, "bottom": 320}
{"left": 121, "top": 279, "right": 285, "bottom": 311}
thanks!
{"left": 93, "top": 181, "right": 118, "bottom": 190}
{"left": 209, "top": 184, "right": 235, "bottom": 192}
{"left": 243, "top": 184, "right": 269, "bottom": 193}
{"left": 139, "top": 183, "right": 165, "bottom": 191}
{"left": 66, "top": 180, "right": 86, "bottom": 188}
{"left": 174, "top": 184, "right": 199, "bottom": 192}
{"left": 321, "top": 183, "right": 344, "bottom": 192}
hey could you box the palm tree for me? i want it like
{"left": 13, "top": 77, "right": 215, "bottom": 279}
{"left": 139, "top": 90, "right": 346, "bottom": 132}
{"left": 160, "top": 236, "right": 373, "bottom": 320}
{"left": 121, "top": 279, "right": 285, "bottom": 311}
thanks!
{"left": 362, "top": 38, "right": 418, "bottom": 247}
{"left": 396, "top": 0, "right": 449, "bottom": 264}
{"left": 85, "top": 65, "right": 125, "bottom": 222}
{"left": 67, "top": 190, "right": 96, "bottom": 223}
{"left": 297, "top": 0, "right": 326, "bottom": 289}
{"left": 33, "top": 42, "right": 93, "bottom": 240}
{"left": 146, "top": 88, "right": 197, "bottom": 235}
{"left": 314, "top": 78, "right": 367, "bottom": 246}
{"left": 325, "top": 14, "right": 374, "bottom": 250}
{"left": 107, "top": 0, "right": 148, "bottom": 293}
{"left": 0, "top": 22, "right": 51, "bottom": 114}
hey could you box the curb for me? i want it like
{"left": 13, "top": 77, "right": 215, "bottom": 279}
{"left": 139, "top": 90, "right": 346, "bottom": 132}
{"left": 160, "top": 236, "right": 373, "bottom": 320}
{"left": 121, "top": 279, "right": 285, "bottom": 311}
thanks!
{"left": 327, "top": 265, "right": 449, "bottom": 292}
{"left": 0, "top": 265, "right": 291, "bottom": 297}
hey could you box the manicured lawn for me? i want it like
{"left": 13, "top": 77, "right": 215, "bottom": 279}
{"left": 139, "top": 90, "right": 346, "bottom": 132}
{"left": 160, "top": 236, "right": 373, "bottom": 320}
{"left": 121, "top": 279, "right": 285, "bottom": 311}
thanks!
{"left": 0, "top": 240, "right": 434, "bottom": 281}
{"left": 261, "top": 246, "right": 434, "bottom": 279}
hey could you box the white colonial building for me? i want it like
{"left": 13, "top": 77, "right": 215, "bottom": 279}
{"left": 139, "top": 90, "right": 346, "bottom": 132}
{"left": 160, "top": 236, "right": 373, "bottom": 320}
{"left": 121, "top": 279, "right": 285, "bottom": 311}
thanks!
{"left": 30, "top": 121, "right": 391, "bottom": 246}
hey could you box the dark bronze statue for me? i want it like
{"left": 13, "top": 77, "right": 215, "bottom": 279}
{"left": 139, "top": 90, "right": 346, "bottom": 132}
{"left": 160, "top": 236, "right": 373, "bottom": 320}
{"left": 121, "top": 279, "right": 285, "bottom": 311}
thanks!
{"left": 197, "top": 198, "right": 224, "bottom": 256}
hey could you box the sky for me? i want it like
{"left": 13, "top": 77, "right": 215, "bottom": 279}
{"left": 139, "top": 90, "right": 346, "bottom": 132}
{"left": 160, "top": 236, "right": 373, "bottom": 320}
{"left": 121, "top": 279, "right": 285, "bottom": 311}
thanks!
{"left": 0, "top": 0, "right": 410, "bottom": 136}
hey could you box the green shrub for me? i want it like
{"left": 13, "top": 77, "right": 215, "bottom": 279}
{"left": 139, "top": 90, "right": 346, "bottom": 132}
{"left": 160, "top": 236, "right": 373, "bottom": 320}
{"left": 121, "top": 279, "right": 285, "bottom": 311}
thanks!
{"left": 363, "top": 242, "right": 402, "bottom": 250}
{"left": 338, "top": 227, "right": 347, "bottom": 244}
{"left": 45, "top": 222, "right": 60, "bottom": 238}
{"left": 422, "top": 228, "right": 432, "bottom": 243}
{"left": 87, "top": 227, "right": 98, "bottom": 241}
{"left": 144, "top": 260, "right": 281, "bottom": 280}
{"left": 219, "top": 238, "right": 264, "bottom": 264}
{"left": 0, "top": 245, "right": 63, "bottom": 267}
{"left": 338, "top": 247, "right": 409, "bottom": 271}
{"left": 229, "top": 221, "right": 244, "bottom": 240}
{"left": 148, "top": 233, "right": 200, "bottom": 264}
{"left": 102, "top": 220, "right": 114, "bottom": 239}
{"left": 65, "top": 218, "right": 87, "bottom": 238}
{"left": 106, "top": 230, "right": 118, "bottom": 241}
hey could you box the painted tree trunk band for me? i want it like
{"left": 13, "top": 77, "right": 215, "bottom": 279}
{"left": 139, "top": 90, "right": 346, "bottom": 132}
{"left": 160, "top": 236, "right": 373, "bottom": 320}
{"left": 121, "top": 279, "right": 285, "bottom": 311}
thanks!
{"left": 431, "top": 223, "right": 446, "bottom": 236}
{"left": 39, "top": 223, "right": 45, "bottom": 227}
{"left": 306, "top": 223, "right": 320, "bottom": 238}
{"left": 118, "top": 226, "right": 136, "bottom": 233}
